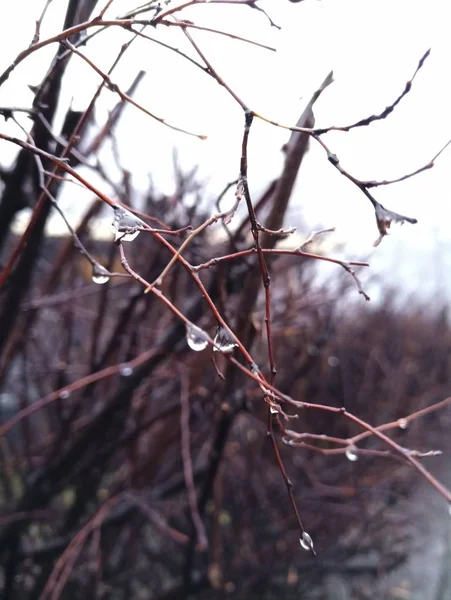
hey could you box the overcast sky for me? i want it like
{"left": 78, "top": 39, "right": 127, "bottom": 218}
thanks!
{"left": 1, "top": 0, "right": 450, "bottom": 301}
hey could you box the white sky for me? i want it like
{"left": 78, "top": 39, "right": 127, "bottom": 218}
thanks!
{"left": 1, "top": 0, "right": 451, "bottom": 301}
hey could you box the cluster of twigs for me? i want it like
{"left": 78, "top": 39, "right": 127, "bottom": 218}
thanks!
{"left": 1, "top": 1, "right": 451, "bottom": 598}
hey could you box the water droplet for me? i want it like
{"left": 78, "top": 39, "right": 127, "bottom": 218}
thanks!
{"left": 119, "top": 230, "right": 140, "bottom": 242}
{"left": 120, "top": 365, "right": 133, "bottom": 377}
{"left": 250, "top": 362, "right": 260, "bottom": 375}
{"left": 269, "top": 406, "right": 278, "bottom": 414}
{"left": 92, "top": 274, "right": 109, "bottom": 285}
{"left": 398, "top": 418, "right": 408, "bottom": 430}
{"left": 186, "top": 323, "right": 209, "bottom": 352}
{"left": 213, "top": 326, "right": 238, "bottom": 353}
{"left": 328, "top": 356, "right": 340, "bottom": 368}
{"left": 112, "top": 206, "right": 145, "bottom": 242}
{"left": 299, "top": 531, "right": 315, "bottom": 554}
{"left": 345, "top": 446, "right": 358, "bottom": 462}
{"left": 92, "top": 264, "right": 110, "bottom": 285}
{"left": 59, "top": 390, "right": 70, "bottom": 399}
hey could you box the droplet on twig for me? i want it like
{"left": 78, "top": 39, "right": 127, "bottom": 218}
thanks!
{"left": 269, "top": 405, "right": 278, "bottom": 414}
{"left": 120, "top": 365, "right": 133, "bottom": 377}
{"left": 250, "top": 363, "right": 260, "bottom": 375}
{"left": 92, "top": 263, "right": 110, "bottom": 285}
{"left": 345, "top": 446, "right": 358, "bottom": 462}
{"left": 300, "top": 531, "right": 315, "bottom": 555}
{"left": 213, "top": 326, "right": 238, "bottom": 353}
{"left": 59, "top": 390, "right": 70, "bottom": 399}
{"left": 398, "top": 418, "right": 408, "bottom": 430}
{"left": 186, "top": 323, "right": 209, "bottom": 352}
{"left": 112, "top": 206, "right": 146, "bottom": 242}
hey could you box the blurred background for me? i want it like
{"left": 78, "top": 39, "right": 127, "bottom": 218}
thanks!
{"left": 0, "top": 1, "right": 450, "bottom": 598}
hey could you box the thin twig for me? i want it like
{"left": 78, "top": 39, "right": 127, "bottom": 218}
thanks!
{"left": 179, "top": 367, "right": 209, "bottom": 550}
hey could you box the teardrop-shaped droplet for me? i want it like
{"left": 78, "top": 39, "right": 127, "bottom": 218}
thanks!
{"left": 120, "top": 365, "right": 133, "bottom": 377}
{"left": 250, "top": 363, "right": 260, "bottom": 375}
{"left": 398, "top": 418, "right": 408, "bottom": 430}
{"left": 59, "top": 390, "right": 70, "bottom": 399}
{"left": 345, "top": 446, "right": 358, "bottom": 462}
{"left": 117, "top": 230, "right": 140, "bottom": 242}
{"left": 186, "top": 323, "right": 209, "bottom": 352}
{"left": 112, "top": 206, "right": 146, "bottom": 243}
{"left": 213, "top": 326, "right": 238, "bottom": 353}
{"left": 300, "top": 531, "right": 315, "bottom": 554}
{"left": 92, "top": 263, "right": 110, "bottom": 285}
{"left": 92, "top": 273, "right": 110, "bottom": 284}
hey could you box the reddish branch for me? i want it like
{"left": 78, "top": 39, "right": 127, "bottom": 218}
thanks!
{"left": 1, "top": 3, "right": 451, "bottom": 598}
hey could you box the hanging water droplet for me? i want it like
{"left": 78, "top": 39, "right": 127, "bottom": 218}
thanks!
{"left": 269, "top": 405, "right": 278, "bottom": 414}
{"left": 398, "top": 418, "right": 408, "bottom": 430}
{"left": 299, "top": 531, "right": 315, "bottom": 554}
{"left": 186, "top": 323, "right": 209, "bottom": 352}
{"left": 112, "top": 206, "right": 146, "bottom": 242}
{"left": 250, "top": 363, "right": 260, "bottom": 375}
{"left": 120, "top": 365, "right": 133, "bottom": 377}
{"left": 59, "top": 390, "right": 70, "bottom": 399}
{"left": 345, "top": 446, "right": 358, "bottom": 462}
{"left": 92, "top": 263, "right": 110, "bottom": 285}
{"left": 121, "top": 230, "right": 139, "bottom": 242}
{"left": 213, "top": 326, "right": 238, "bottom": 353}
{"left": 92, "top": 273, "right": 110, "bottom": 284}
